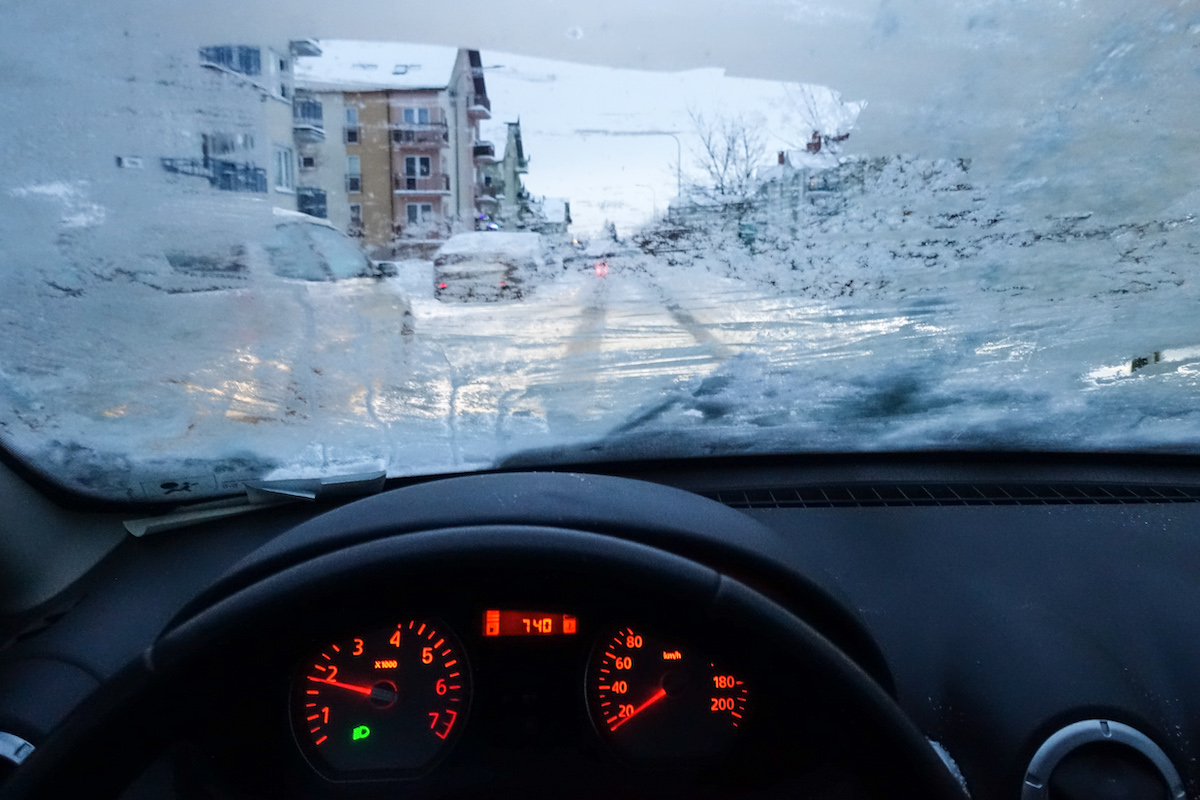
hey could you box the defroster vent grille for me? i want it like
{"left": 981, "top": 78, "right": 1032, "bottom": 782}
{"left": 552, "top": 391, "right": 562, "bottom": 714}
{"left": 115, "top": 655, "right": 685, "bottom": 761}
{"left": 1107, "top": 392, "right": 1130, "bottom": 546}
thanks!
{"left": 705, "top": 484, "right": 1200, "bottom": 509}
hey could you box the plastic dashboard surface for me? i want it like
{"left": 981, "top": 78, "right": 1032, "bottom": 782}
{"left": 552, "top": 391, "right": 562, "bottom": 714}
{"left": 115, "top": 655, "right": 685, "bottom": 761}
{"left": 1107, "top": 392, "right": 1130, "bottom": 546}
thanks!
{"left": 0, "top": 458, "right": 1198, "bottom": 799}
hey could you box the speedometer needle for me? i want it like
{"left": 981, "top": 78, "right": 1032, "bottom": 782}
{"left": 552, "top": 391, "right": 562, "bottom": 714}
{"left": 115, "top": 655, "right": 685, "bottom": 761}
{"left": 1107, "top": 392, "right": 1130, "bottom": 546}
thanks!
{"left": 608, "top": 687, "right": 668, "bottom": 731}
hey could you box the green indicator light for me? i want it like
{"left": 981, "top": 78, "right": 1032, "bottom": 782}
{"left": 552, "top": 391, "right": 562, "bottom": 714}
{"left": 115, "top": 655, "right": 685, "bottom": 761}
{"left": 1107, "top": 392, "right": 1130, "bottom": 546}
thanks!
{"left": 352, "top": 725, "right": 371, "bottom": 741}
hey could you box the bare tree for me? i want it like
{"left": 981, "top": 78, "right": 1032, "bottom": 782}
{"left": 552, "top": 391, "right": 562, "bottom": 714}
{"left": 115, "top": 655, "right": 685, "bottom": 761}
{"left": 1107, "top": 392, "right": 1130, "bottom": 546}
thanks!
{"left": 682, "top": 109, "right": 768, "bottom": 203}
{"left": 782, "top": 84, "right": 864, "bottom": 154}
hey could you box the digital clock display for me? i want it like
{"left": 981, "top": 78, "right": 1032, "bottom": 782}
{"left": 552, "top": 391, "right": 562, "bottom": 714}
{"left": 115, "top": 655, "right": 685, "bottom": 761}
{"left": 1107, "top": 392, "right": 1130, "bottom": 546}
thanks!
{"left": 482, "top": 610, "right": 578, "bottom": 637}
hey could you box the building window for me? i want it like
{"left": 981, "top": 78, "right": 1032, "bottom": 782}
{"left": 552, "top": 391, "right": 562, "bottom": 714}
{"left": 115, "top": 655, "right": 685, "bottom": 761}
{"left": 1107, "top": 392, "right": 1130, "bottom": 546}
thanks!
{"left": 406, "top": 203, "right": 434, "bottom": 224}
{"left": 349, "top": 204, "right": 363, "bottom": 229}
{"left": 274, "top": 146, "right": 294, "bottom": 191}
{"left": 294, "top": 98, "right": 323, "bottom": 124}
{"left": 300, "top": 155, "right": 316, "bottom": 169}
{"left": 345, "top": 127, "right": 360, "bottom": 145}
{"left": 345, "top": 107, "right": 361, "bottom": 144}
{"left": 404, "top": 156, "right": 431, "bottom": 177}
{"left": 199, "top": 45, "right": 261, "bottom": 76}
{"left": 403, "top": 108, "right": 431, "bottom": 125}
{"left": 346, "top": 155, "right": 361, "bottom": 193}
{"left": 297, "top": 188, "right": 327, "bottom": 218}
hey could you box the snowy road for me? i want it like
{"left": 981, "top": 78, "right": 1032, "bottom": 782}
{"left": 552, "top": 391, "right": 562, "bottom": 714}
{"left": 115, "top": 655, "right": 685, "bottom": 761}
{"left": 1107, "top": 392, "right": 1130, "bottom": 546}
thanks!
{"left": 0, "top": 252, "right": 954, "bottom": 495}
{"left": 3, "top": 206, "right": 1199, "bottom": 503}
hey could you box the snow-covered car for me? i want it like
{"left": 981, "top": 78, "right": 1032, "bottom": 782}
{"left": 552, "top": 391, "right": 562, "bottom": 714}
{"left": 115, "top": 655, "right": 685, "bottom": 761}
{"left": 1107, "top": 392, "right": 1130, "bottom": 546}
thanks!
{"left": 433, "top": 231, "right": 548, "bottom": 302}
{"left": 265, "top": 210, "right": 391, "bottom": 282}
{"left": 155, "top": 209, "right": 399, "bottom": 290}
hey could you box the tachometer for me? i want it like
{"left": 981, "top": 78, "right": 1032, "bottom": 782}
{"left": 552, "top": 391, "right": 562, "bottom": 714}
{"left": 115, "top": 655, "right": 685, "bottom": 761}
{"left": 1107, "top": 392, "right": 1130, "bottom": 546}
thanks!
{"left": 586, "top": 625, "right": 748, "bottom": 760}
{"left": 291, "top": 618, "right": 470, "bottom": 778}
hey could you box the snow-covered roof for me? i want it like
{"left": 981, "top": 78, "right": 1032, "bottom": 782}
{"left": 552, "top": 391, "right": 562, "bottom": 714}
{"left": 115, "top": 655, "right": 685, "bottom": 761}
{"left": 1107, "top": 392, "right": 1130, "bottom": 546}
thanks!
{"left": 295, "top": 40, "right": 460, "bottom": 91}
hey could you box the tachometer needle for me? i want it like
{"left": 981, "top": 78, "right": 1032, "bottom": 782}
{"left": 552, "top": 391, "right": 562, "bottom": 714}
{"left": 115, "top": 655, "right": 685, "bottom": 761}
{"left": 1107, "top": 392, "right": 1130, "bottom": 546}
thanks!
{"left": 307, "top": 676, "right": 398, "bottom": 703}
{"left": 608, "top": 687, "right": 668, "bottom": 731}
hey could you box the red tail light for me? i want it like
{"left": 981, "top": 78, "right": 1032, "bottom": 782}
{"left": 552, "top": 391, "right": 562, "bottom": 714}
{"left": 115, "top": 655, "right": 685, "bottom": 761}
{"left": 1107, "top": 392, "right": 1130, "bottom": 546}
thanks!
{"left": 437, "top": 283, "right": 448, "bottom": 289}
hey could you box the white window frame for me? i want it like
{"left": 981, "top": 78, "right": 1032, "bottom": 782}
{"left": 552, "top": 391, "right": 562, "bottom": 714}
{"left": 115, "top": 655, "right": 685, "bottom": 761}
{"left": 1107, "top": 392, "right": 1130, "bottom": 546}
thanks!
{"left": 406, "top": 202, "right": 434, "bottom": 224}
{"left": 403, "top": 107, "right": 431, "bottom": 125}
{"left": 346, "top": 155, "right": 362, "bottom": 194}
{"left": 274, "top": 145, "right": 295, "bottom": 192}
{"left": 404, "top": 156, "right": 431, "bottom": 177}
{"left": 349, "top": 203, "right": 363, "bottom": 227}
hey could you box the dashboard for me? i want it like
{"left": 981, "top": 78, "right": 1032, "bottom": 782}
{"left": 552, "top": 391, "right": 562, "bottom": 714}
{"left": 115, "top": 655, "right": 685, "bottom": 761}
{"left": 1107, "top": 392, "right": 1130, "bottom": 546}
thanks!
{"left": 1, "top": 453, "right": 1200, "bottom": 799}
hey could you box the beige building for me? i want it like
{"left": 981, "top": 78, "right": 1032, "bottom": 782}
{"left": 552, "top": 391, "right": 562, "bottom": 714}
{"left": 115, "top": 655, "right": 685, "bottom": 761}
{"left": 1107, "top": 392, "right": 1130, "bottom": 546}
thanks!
{"left": 343, "top": 91, "right": 397, "bottom": 246}
{"left": 294, "top": 43, "right": 494, "bottom": 256}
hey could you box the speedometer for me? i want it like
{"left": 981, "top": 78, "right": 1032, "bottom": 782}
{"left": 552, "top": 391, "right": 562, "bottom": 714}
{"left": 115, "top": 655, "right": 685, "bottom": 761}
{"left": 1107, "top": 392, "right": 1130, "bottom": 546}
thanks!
{"left": 291, "top": 618, "right": 470, "bottom": 778}
{"left": 586, "top": 625, "right": 749, "bottom": 760}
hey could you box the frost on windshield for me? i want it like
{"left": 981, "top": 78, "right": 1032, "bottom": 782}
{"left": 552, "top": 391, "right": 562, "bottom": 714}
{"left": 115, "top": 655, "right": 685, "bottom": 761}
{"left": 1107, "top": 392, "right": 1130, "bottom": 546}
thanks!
{"left": 0, "top": 1, "right": 1198, "bottom": 501}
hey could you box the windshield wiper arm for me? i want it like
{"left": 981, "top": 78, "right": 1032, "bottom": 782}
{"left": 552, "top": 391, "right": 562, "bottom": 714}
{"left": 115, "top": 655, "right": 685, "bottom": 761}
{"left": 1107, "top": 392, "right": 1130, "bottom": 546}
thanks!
{"left": 123, "top": 471, "right": 387, "bottom": 537}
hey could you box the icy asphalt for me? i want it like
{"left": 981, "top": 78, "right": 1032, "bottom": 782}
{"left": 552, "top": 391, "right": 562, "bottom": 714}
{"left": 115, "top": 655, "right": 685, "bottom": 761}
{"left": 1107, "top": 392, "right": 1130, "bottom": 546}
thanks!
{"left": 2, "top": 204, "right": 1199, "bottom": 504}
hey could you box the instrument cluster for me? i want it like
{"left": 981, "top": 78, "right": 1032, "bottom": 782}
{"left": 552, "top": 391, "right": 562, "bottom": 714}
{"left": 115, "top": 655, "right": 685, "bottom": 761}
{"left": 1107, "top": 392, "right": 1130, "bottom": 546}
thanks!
{"left": 290, "top": 609, "right": 752, "bottom": 781}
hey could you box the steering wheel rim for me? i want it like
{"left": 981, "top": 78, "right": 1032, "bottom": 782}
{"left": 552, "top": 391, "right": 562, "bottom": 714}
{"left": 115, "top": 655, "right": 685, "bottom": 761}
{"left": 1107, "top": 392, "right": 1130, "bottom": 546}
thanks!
{"left": 2, "top": 477, "right": 969, "bottom": 799}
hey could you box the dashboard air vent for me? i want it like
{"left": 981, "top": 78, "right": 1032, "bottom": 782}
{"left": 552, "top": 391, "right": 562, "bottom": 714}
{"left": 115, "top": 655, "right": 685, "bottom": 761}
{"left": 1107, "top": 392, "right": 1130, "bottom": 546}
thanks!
{"left": 1022, "top": 719, "right": 1185, "bottom": 800}
{"left": 706, "top": 484, "right": 1200, "bottom": 509}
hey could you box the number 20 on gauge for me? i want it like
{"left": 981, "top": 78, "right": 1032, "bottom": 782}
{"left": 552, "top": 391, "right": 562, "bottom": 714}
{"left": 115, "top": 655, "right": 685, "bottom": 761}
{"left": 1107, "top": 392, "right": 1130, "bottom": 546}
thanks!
{"left": 588, "top": 626, "right": 749, "bottom": 759}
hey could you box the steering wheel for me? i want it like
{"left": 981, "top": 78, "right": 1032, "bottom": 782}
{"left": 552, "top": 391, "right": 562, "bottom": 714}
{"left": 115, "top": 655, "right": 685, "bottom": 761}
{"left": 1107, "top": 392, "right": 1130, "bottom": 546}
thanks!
{"left": 2, "top": 473, "right": 968, "bottom": 799}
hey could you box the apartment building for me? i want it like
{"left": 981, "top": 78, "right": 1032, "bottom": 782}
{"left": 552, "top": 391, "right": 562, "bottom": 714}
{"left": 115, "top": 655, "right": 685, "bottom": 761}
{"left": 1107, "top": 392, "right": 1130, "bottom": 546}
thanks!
{"left": 158, "top": 41, "right": 320, "bottom": 209}
{"left": 480, "top": 121, "right": 571, "bottom": 235}
{"left": 293, "top": 42, "right": 494, "bottom": 256}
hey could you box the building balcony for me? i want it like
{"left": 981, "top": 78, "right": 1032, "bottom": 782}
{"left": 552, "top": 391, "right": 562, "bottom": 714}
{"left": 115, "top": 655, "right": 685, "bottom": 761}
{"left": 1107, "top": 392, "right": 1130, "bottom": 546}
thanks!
{"left": 390, "top": 122, "right": 449, "bottom": 147}
{"left": 466, "top": 94, "right": 491, "bottom": 119}
{"left": 472, "top": 141, "right": 496, "bottom": 161}
{"left": 162, "top": 157, "right": 267, "bottom": 193}
{"left": 289, "top": 39, "right": 322, "bottom": 57}
{"left": 291, "top": 99, "right": 321, "bottom": 122}
{"left": 293, "top": 123, "right": 324, "bottom": 143}
{"left": 293, "top": 100, "right": 325, "bottom": 143}
{"left": 394, "top": 175, "right": 451, "bottom": 193}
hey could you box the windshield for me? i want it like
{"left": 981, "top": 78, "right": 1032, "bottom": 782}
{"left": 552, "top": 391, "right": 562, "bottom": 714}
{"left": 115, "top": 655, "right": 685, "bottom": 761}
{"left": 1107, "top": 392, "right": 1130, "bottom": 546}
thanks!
{"left": 1, "top": 0, "right": 1198, "bottom": 501}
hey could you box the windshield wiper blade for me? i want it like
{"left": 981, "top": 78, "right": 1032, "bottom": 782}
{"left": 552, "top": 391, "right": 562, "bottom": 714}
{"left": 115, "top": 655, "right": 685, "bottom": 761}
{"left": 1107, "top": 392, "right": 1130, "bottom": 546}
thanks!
{"left": 242, "top": 471, "right": 387, "bottom": 503}
{"left": 123, "top": 471, "right": 387, "bottom": 537}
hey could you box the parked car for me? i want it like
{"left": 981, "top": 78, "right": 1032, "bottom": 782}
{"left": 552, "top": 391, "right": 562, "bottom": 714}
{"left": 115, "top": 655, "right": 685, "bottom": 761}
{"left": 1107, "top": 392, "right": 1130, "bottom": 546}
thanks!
{"left": 433, "top": 231, "right": 548, "bottom": 302}
{"left": 266, "top": 209, "right": 390, "bottom": 282}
